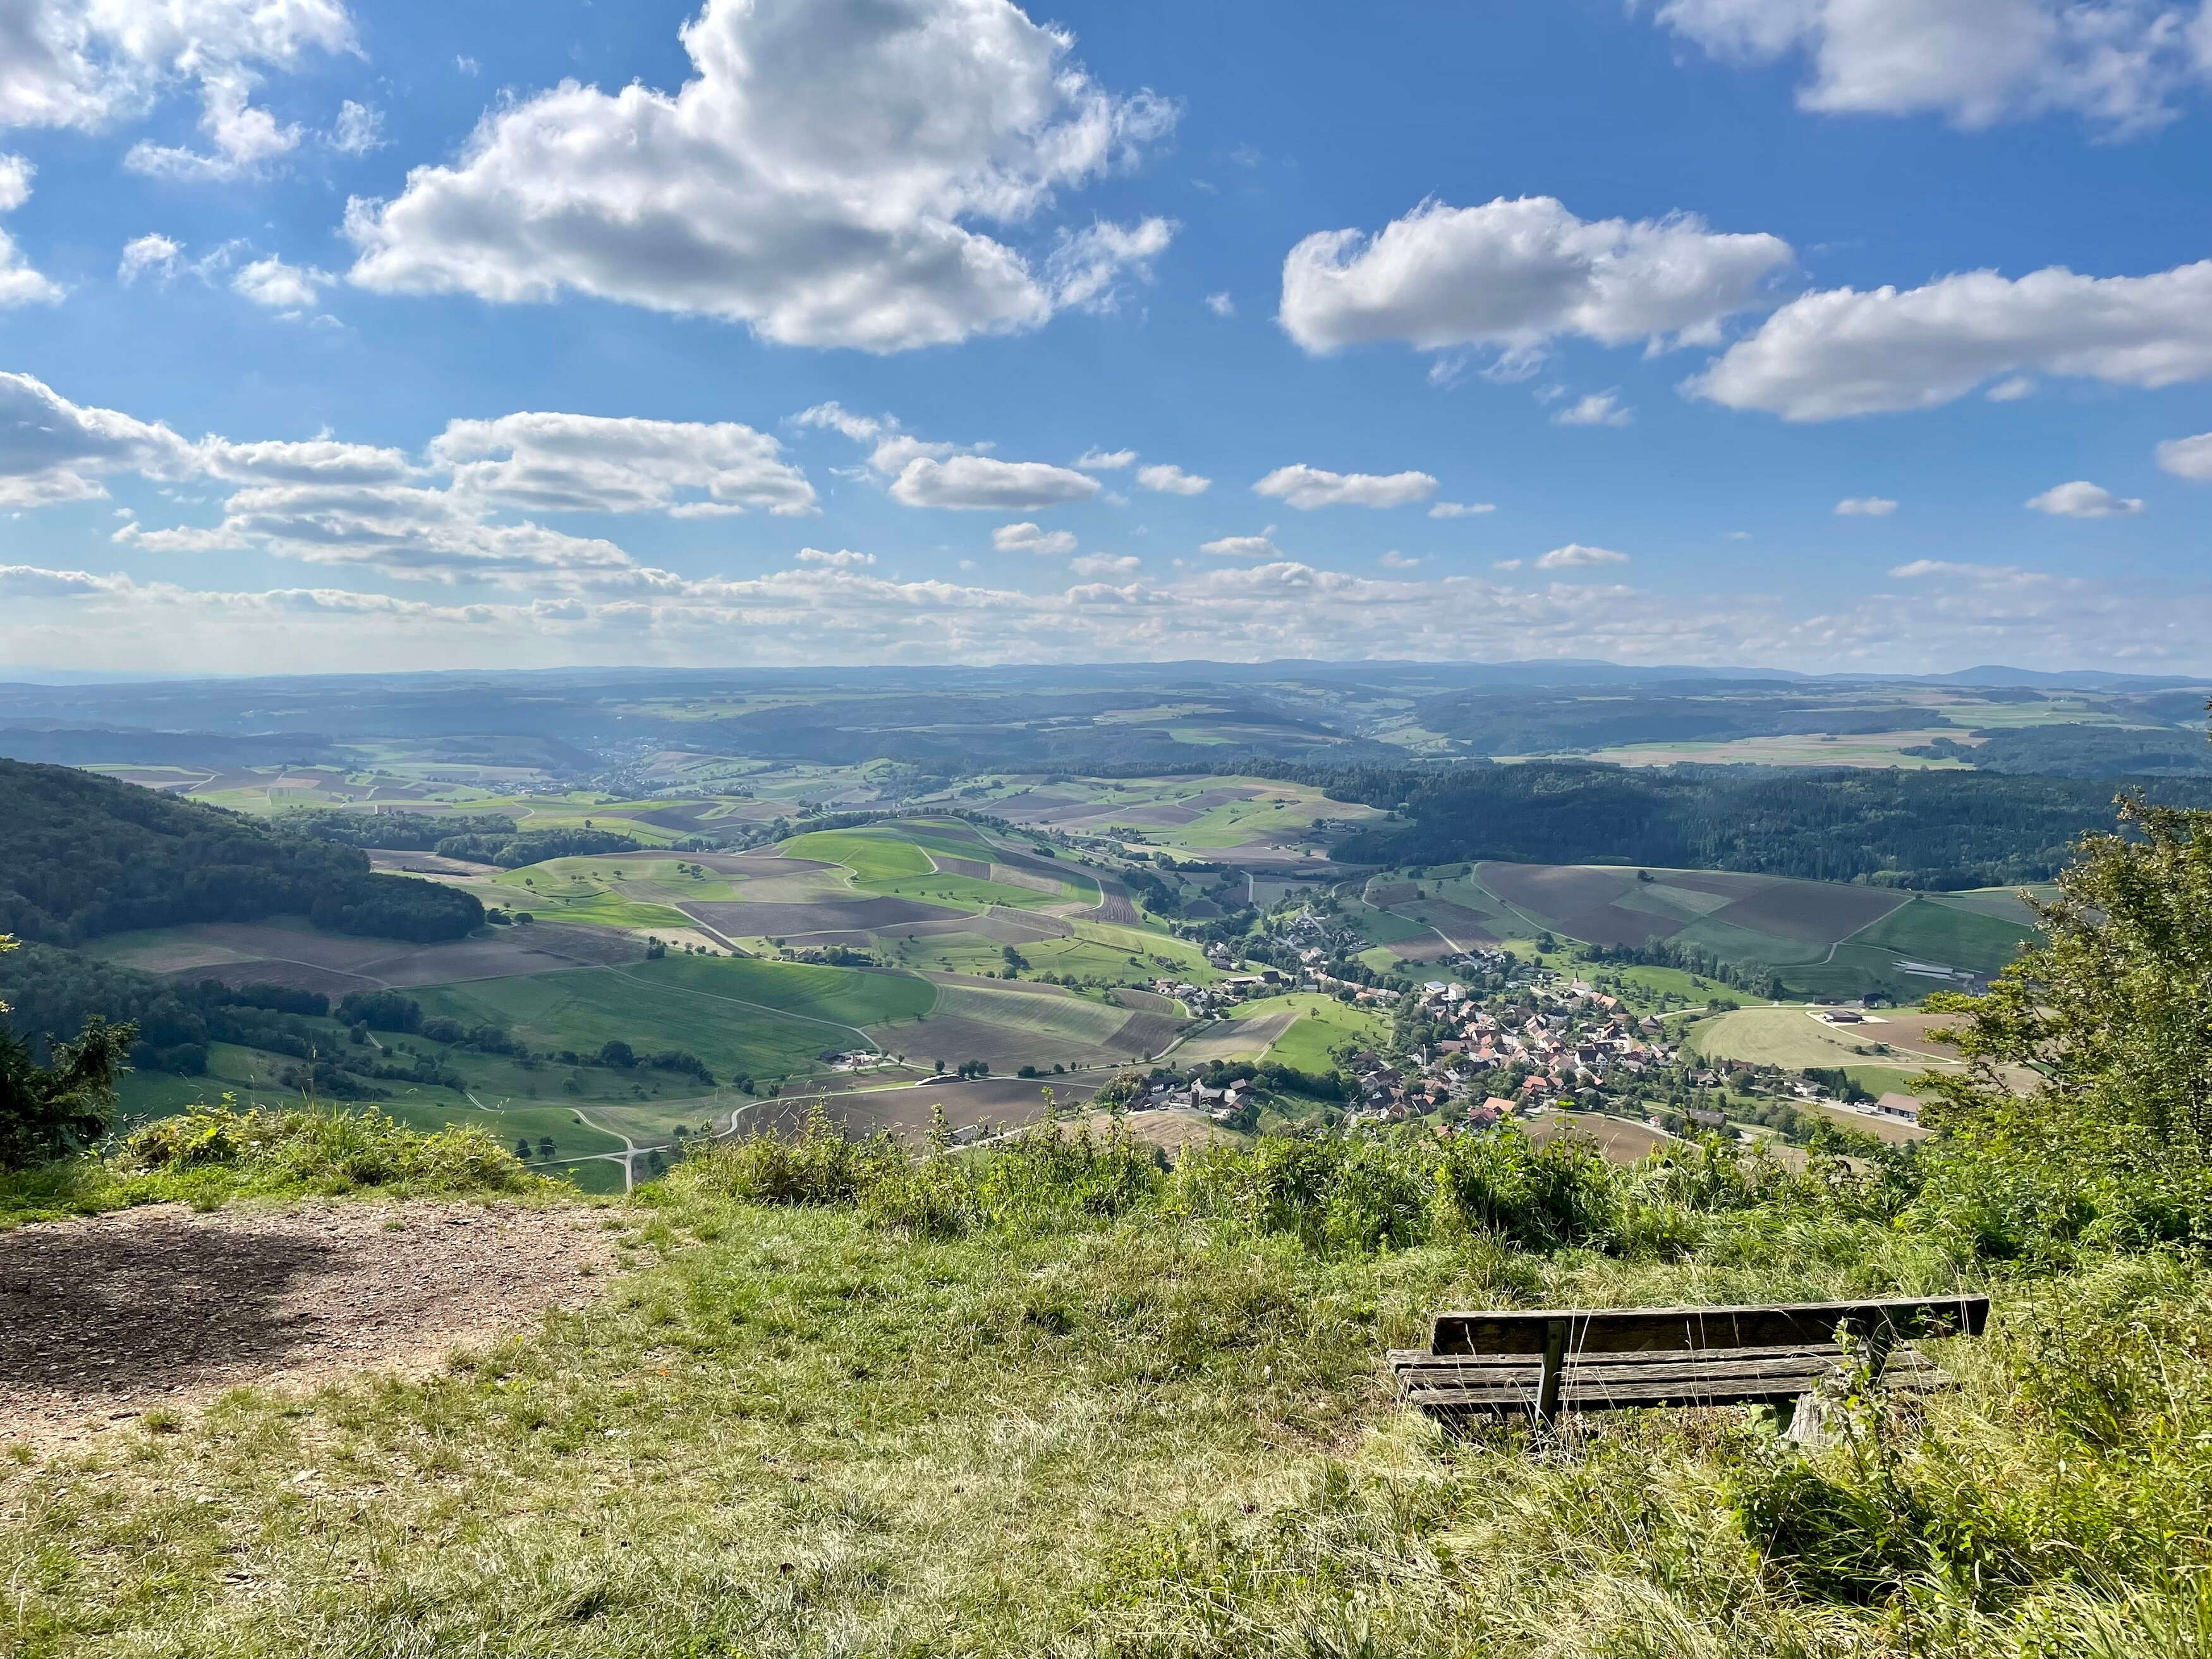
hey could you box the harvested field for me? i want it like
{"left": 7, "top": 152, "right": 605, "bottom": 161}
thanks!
{"left": 1078, "top": 877, "right": 1141, "bottom": 925}
{"left": 1385, "top": 934, "right": 1460, "bottom": 963}
{"left": 742, "top": 1076, "right": 1100, "bottom": 1145}
{"left": 686, "top": 854, "right": 837, "bottom": 880}
{"left": 921, "top": 971, "right": 1074, "bottom": 999}
{"left": 1172, "top": 1012, "right": 1296, "bottom": 1062}
{"left": 1524, "top": 1113, "right": 1675, "bottom": 1165}
{"left": 1809, "top": 1102, "right": 1929, "bottom": 1145}
{"left": 1108, "top": 987, "right": 1182, "bottom": 1015}
{"left": 0, "top": 1201, "right": 621, "bottom": 1449}
{"left": 1708, "top": 881, "right": 1907, "bottom": 944}
{"left": 1111, "top": 803, "right": 1203, "bottom": 826}
{"left": 863, "top": 1016, "right": 1105, "bottom": 1074}
{"left": 1109, "top": 1109, "right": 1244, "bottom": 1155}
{"left": 367, "top": 850, "right": 504, "bottom": 877}
{"left": 1663, "top": 870, "right": 1784, "bottom": 899}
{"left": 96, "top": 920, "right": 647, "bottom": 993}
{"left": 168, "top": 959, "right": 371, "bottom": 998}
{"left": 930, "top": 854, "right": 992, "bottom": 879}
{"left": 1405, "top": 899, "right": 1498, "bottom": 945}
{"left": 1479, "top": 863, "right": 1684, "bottom": 947}
{"left": 929, "top": 982, "right": 1136, "bottom": 1046}
{"left": 681, "top": 897, "right": 968, "bottom": 937}
{"left": 1110, "top": 1012, "right": 1187, "bottom": 1059}
{"left": 877, "top": 910, "right": 1074, "bottom": 944}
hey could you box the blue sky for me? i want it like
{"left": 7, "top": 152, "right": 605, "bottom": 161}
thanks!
{"left": 1, "top": 0, "right": 2209, "bottom": 674}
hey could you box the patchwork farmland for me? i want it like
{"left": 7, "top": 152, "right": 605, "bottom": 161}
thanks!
{"left": 1337, "top": 860, "right": 2041, "bottom": 1000}
{"left": 99, "top": 815, "right": 1218, "bottom": 1188}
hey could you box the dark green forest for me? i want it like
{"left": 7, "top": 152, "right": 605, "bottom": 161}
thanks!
{"left": 0, "top": 759, "right": 482, "bottom": 945}
{"left": 1409, "top": 687, "right": 1932, "bottom": 755}
{"left": 1316, "top": 763, "right": 2212, "bottom": 887}
{"left": 1906, "top": 724, "right": 2212, "bottom": 777}
{"left": 277, "top": 807, "right": 520, "bottom": 849}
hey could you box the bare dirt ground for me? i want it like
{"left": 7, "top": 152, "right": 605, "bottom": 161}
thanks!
{"left": 0, "top": 1200, "right": 622, "bottom": 1449}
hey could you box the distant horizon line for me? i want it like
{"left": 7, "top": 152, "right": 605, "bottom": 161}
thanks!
{"left": 1, "top": 657, "right": 2207, "bottom": 691}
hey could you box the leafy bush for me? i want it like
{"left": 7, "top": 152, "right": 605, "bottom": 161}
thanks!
{"left": 123, "top": 1103, "right": 541, "bottom": 1198}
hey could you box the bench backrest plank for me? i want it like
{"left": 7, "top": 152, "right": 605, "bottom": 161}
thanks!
{"left": 1431, "top": 1296, "right": 1989, "bottom": 1358}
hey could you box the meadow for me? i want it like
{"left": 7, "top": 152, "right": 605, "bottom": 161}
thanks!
{"left": 9, "top": 1105, "right": 2209, "bottom": 1657}
{"left": 1229, "top": 991, "right": 1394, "bottom": 1073}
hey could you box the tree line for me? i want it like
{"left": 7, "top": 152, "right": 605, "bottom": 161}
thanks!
{"left": 0, "top": 760, "right": 482, "bottom": 945}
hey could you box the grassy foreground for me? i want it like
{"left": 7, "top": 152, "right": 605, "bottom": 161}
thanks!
{"left": 6, "top": 1104, "right": 2212, "bottom": 1656}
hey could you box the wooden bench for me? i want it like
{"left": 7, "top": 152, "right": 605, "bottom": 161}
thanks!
{"left": 1392, "top": 1295, "right": 1990, "bottom": 1423}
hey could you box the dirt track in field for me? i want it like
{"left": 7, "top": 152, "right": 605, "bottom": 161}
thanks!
{"left": 0, "top": 1201, "right": 623, "bottom": 1449}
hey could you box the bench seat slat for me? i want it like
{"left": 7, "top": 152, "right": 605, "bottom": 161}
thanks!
{"left": 1392, "top": 1337, "right": 1952, "bottom": 1413}
{"left": 1430, "top": 1295, "right": 1988, "bottom": 1358}
{"left": 1394, "top": 1351, "right": 1943, "bottom": 1387}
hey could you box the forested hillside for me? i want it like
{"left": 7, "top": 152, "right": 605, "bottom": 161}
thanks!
{"left": 1325, "top": 762, "right": 2212, "bottom": 887}
{"left": 0, "top": 759, "right": 482, "bottom": 945}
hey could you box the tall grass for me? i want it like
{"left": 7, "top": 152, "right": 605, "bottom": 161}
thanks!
{"left": 6, "top": 1105, "right": 2211, "bottom": 1654}
{"left": 0, "top": 1099, "right": 546, "bottom": 1227}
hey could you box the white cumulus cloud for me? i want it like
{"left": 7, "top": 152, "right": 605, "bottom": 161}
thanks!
{"left": 1135, "top": 462, "right": 1209, "bottom": 495}
{"left": 0, "top": 154, "right": 56, "bottom": 304}
{"left": 796, "top": 547, "right": 874, "bottom": 568}
{"left": 994, "top": 520, "right": 1078, "bottom": 554}
{"left": 0, "top": 369, "right": 191, "bottom": 503}
{"left": 344, "top": 0, "right": 1177, "bottom": 352}
{"left": 1378, "top": 550, "right": 1420, "bottom": 569}
{"left": 1200, "top": 535, "right": 1282, "bottom": 559}
{"left": 2155, "top": 431, "right": 2212, "bottom": 480}
{"left": 428, "top": 412, "right": 817, "bottom": 517}
{"left": 1253, "top": 463, "right": 1436, "bottom": 509}
{"left": 1687, "top": 260, "right": 2212, "bottom": 420}
{"left": 1648, "top": 0, "right": 2211, "bottom": 133}
{"left": 231, "top": 255, "right": 331, "bottom": 310}
{"left": 1535, "top": 543, "right": 1629, "bottom": 569}
{"left": 1552, "top": 391, "right": 1633, "bottom": 427}
{"left": 0, "top": 0, "right": 351, "bottom": 182}
{"left": 118, "top": 232, "right": 181, "bottom": 284}
{"left": 1835, "top": 496, "right": 1899, "bottom": 516}
{"left": 2026, "top": 479, "right": 2144, "bottom": 518}
{"left": 890, "top": 454, "right": 1100, "bottom": 511}
{"left": 1070, "top": 552, "right": 1138, "bottom": 576}
{"left": 1428, "top": 501, "right": 1495, "bottom": 518}
{"left": 1204, "top": 291, "right": 1234, "bottom": 317}
{"left": 1279, "top": 195, "right": 1793, "bottom": 365}
{"left": 1075, "top": 447, "right": 1136, "bottom": 470}
{"left": 331, "top": 97, "right": 383, "bottom": 154}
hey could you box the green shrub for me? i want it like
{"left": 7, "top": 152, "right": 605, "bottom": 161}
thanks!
{"left": 121, "top": 1102, "right": 541, "bottom": 1197}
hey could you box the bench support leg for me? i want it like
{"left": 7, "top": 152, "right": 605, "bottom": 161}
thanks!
{"left": 1536, "top": 1318, "right": 1567, "bottom": 1426}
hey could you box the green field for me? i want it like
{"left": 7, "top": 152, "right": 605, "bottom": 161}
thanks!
{"left": 409, "top": 966, "right": 861, "bottom": 1085}
{"left": 477, "top": 858, "right": 698, "bottom": 932}
{"left": 1857, "top": 896, "right": 2039, "bottom": 975}
{"left": 881, "top": 928, "right": 1188, "bottom": 987}
{"left": 782, "top": 826, "right": 1077, "bottom": 910}
{"left": 923, "top": 981, "right": 1138, "bottom": 1047}
{"left": 112, "top": 1040, "right": 639, "bottom": 1195}
{"left": 1234, "top": 992, "right": 1391, "bottom": 1073}
{"left": 636, "top": 954, "right": 935, "bottom": 1028}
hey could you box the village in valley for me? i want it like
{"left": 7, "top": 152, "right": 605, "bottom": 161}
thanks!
{"left": 1120, "top": 890, "right": 1928, "bottom": 1160}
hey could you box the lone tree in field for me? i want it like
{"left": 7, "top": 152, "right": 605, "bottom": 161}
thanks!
{"left": 1926, "top": 791, "right": 2212, "bottom": 1171}
{"left": 0, "top": 935, "right": 135, "bottom": 1169}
